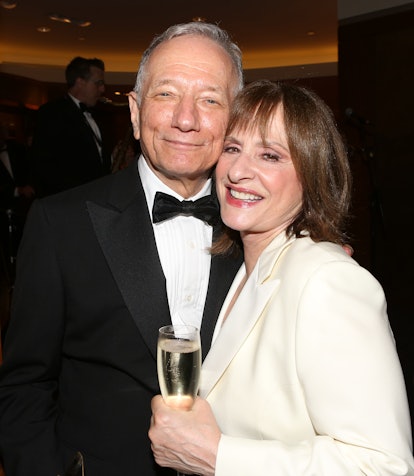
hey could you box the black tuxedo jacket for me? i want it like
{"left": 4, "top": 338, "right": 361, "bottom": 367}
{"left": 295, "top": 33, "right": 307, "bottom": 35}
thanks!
{"left": 0, "top": 159, "right": 242, "bottom": 476}
{"left": 30, "top": 94, "right": 111, "bottom": 197}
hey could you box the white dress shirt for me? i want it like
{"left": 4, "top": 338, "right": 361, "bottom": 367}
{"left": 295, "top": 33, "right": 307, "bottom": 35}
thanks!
{"left": 138, "top": 156, "right": 213, "bottom": 331}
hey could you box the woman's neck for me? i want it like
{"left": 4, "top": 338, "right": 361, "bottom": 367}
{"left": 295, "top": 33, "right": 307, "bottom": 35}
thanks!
{"left": 241, "top": 229, "right": 285, "bottom": 276}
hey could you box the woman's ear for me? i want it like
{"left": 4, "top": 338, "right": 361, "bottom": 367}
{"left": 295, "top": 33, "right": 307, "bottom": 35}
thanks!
{"left": 128, "top": 91, "right": 140, "bottom": 140}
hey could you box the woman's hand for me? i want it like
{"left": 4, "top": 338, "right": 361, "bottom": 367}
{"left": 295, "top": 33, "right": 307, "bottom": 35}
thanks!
{"left": 149, "top": 395, "right": 221, "bottom": 476}
{"left": 343, "top": 244, "right": 354, "bottom": 256}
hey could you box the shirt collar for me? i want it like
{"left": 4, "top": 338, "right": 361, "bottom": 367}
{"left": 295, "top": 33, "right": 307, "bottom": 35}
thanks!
{"left": 68, "top": 93, "right": 82, "bottom": 109}
{"left": 138, "top": 155, "right": 212, "bottom": 213}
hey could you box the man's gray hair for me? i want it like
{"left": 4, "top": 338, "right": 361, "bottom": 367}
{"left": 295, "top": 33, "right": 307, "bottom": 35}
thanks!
{"left": 133, "top": 22, "right": 244, "bottom": 104}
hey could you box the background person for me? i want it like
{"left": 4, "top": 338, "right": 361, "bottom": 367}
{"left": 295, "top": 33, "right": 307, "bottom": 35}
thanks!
{"left": 0, "top": 121, "right": 35, "bottom": 340}
{"left": 111, "top": 126, "right": 141, "bottom": 173}
{"left": 149, "top": 80, "right": 414, "bottom": 476}
{"left": 0, "top": 121, "right": 35, "bottom": 259}
{"left": 0, "top": 22, "right": 243, "bottom": 476}
{"left": 30, "top": 56, "right": 112, "bottom": 197}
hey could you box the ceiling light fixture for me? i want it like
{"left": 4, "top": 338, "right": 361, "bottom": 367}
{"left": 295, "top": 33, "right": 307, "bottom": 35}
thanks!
{"left": 48, "top": 13, "right": 91, "bottom": 27}
{"left": 49, "top": 13, "right": 70, "bottom": 23}
{"left": 72, "top": 19, "right": 91, "bottom": 27}
{"left": 37, "top": 26, "right": 51, "bottom": 33}
{"left": 0, "top": 0, "right": 17, "bottom": 9}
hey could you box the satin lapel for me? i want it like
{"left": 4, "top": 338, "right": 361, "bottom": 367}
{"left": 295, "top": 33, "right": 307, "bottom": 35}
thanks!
{"left": 201, "top": 247, "right": 243, "bottom": 359}
{"left": 200, "top": 234, "right": 294, "bottom": 397}
{"left": 65, "top": 95, "right": 102, "bottom": 161}
{"left": 87, "top": 165, "right": 170, "bottom": 360}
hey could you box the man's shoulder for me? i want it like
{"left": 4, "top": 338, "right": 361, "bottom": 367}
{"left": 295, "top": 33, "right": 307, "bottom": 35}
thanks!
{"left": 41, "top": 173, "right": 116, "bottom": 205}
{"left": 6, "top": 139, "right": 26, "bottom": 156}
{"left": 41, "top": 162, "right": 142, "bottom": 210}
{"left": 38, "top": 95, "right": 75, "bottom": 115}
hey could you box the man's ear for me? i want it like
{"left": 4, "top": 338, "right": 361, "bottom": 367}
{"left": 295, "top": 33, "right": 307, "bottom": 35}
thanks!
{"left": 128, "top": 91, "right": 140, "bottom": 140}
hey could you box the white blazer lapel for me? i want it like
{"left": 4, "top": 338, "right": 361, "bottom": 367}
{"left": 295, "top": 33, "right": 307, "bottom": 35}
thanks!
{"left": 200, "top": 233, "right": 294, "bottom": 398}
{"left": 200, "top": 276, "right": 279, "bottom": 397}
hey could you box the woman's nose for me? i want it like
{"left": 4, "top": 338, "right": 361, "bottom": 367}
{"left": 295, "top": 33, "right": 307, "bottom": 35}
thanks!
{"left": 227, "top": 152, "right": 254, "bottom": 182}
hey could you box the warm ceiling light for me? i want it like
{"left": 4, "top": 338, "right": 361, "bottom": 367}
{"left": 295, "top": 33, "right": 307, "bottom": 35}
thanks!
{"left": 37, "top": 26, "right": 51, "bottom": 33}
{"left": 72, "top": 19, "right": 91, "bottom": 27}
{"left": 307, "top": 31, "right": 316, "bottom": 36}
{"left": 0, "top": 0, "right": 17, "bottom": 9}
{"left": 48, "top": 13, "right": 91, "bottom": 27}
{"left": 49, "top": 13, "right": 68, "bottom": 22}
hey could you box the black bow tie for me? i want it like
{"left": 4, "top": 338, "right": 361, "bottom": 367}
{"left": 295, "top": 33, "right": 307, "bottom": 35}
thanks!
{"left": 152, "top": 191, "right": 219, "bottom": 226}
{"left": 79, "top": 102, "right": 92, "bottom": 113}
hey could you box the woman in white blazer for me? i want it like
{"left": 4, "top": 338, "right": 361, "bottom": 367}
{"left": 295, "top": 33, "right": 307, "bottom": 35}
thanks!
{"left": 149, "top": 80, "right": 414, "bottom": 475}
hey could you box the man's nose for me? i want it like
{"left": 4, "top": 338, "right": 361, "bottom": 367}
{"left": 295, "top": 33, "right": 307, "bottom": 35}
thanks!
{"left": 171, "top": 97, "right": 200, "bottom": 132}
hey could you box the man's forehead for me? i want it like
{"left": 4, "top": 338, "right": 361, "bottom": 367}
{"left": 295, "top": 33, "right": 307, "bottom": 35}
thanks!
{"left": 149, "top": 35, "right": 231, "bottom": 67}
{"left": 144, "top": 38, "right": 237, "bottom": 93}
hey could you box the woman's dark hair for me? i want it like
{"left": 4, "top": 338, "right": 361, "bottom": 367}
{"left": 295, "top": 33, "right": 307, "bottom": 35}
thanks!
{"left": 213, "top": 79, "right": 352, "bottom": 256}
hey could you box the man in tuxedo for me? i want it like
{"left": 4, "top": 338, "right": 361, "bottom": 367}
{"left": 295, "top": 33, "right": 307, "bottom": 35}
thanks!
{"left": 0, "top": 124, "right": 35, "bottom": 245}
{"left": 0, "top": 22, "right": 244, "bottom": 476}
{"left": 30, "top": 56, "right": 112, "bottom": 197}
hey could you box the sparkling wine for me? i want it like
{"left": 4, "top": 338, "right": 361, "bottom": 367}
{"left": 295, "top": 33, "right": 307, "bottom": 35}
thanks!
{"left": 157, "top": 338, "right": 201, "bottom": 410}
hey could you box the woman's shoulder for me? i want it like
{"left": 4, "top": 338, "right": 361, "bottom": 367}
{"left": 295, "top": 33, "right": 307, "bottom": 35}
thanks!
{"left": 276, "top": 236, "right": 384, "bottom": 299}
{"left": 279, "top": 235, "right": 359, "bottom": 277}
{"left": 292, "top": 236, "right": 353, "bottom": 261}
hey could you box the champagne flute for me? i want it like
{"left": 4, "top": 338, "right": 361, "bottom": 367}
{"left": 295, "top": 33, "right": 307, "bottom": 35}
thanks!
{"left": 157, "top": 324, "right": 201, "bottom": 410}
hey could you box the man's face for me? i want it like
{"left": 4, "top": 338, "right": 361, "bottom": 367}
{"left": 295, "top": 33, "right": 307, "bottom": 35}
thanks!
{"left": 129, "top": 35, "right": 239, "bottom": 196}
{"left": 78, "top": 66, "right": 105, "bottom": 107}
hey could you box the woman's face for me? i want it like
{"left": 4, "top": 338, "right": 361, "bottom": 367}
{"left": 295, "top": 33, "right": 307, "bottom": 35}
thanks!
{"left": 216, "top": 105, "right": 303, "bottom": 243}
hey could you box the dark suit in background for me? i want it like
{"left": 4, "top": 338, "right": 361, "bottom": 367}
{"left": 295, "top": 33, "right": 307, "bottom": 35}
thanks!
{"left": 30, "top": 94, "right": 111, "bottom": 197}
{"left": 0, "top": 138, "right": 35, "bottom": 328}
